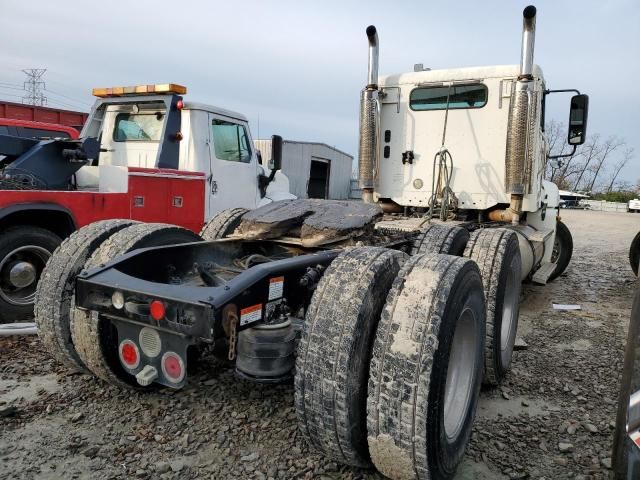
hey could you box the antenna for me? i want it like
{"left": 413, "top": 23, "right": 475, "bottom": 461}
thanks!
{"left": 22, "top": 68, "right": 47, "bottom": 106}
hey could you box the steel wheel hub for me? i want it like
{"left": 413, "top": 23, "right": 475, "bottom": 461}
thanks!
{"left": 443, "top": 307, "right": 480, "bottom": 442}
{"left": 0, "top": 245, "right": 51, "bottom": 306}
{"left": 9, "top": 261, "right": 37, "bottom": 288}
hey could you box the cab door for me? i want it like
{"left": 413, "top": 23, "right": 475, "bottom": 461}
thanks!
{"left": 207, "top": 114, "right": 259, "bottom": 216}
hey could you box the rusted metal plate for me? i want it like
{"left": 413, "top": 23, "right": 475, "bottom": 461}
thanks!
{"left": 234, "top": 199, "right": 383, "bottom": 246}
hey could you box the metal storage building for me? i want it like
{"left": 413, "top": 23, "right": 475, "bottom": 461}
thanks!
{"left": 254, "top": 139, "right": 353, "bottom": 200}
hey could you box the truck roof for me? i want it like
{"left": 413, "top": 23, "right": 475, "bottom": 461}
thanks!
{"left": 182, "top": 101, "right": 248, "bottom": 122}
{"left": 379, "top": 64, "right": 544, "bottom": 86}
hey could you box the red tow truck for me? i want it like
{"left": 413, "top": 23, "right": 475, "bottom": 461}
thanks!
{"left": 0, "top": 83, "right": 292, "bottom": 321}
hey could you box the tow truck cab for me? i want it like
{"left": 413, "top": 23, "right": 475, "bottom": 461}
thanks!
{"left": 78, "top": 84, "right": 291, "bottom": 215}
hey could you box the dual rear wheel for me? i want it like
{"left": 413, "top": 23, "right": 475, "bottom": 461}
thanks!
{"left": 35, "top": 220, "right": 201, "bottom": 382}
{"left": 296, "top": 225, "right": 524, "bottom": 479}
{"left": 296, "top": 247, "right": 486, "bottom": 479}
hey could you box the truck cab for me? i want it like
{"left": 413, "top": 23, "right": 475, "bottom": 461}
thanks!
{"left": 78, "top": 85, "right": 291, "bottom": 215}
{"left": 358, "top": 6, "right": 589, "bottom": 284}
{"left": 376, "top": 64, "right": 548, "bottom": 213}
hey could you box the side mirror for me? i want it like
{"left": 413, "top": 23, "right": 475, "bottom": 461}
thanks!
{"left": 568, "top": 94, "right": 589, "bottom": 146}
{"left": 270, "top": 134, "right": 283, "bottom": 171}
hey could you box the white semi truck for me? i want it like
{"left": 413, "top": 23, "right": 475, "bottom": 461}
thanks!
{"left": 36, "top": 5, "right": 588, "bottom": 480}
{"left": 358, "top": 5, "right": 586, "bottom": 285}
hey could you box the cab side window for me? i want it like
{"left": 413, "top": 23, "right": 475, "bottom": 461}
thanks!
{"left": 211, "top": 120, "right": 251, "bottom": 163}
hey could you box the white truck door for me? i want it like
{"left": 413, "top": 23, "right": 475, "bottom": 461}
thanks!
{"left": 207, "top": 114, "right": 259, "bottom": 215}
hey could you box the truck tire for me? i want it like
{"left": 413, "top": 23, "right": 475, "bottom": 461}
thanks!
{"left": 629, "top": 231, "right": 640, "bottom": 276}
{"left": 0, "top": 226, "right": 62, "bottom": 323}
{"left": 367, "top": 253, "right": 485, "bottom": 480}
{"left": 200, "top": 208, "right": 248, "bottom": 240}
{"left": 71, "top": 223, "right": 202, "bottom": 388}
{"left": 549, "top": 220, "right": 573, "bottom": 282}
{"left": 34, "top": 220, "right": 137, "bottom": 371}
{"left": 295, "top": 246, "right": 407, "bottom": 467}
{"left": 411, "top": 223, "right": 469, "bottom": 257}
{"left": 464, "top": 228, "right": 521, "bottom": 386}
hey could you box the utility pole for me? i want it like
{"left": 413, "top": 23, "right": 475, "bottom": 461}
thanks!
{"left": 22, "top": 68, "right": 47, "bottom": 106}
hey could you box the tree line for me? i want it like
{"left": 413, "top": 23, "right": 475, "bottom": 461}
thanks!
{"left": 545, "top": 120, "right": 635, "bottom": 199}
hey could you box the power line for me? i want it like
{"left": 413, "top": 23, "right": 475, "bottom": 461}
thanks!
{"left": 0, "top": 79, "right": 90, "bottom": 109}
{"left": 45, "top": 88, "right": 91, "bottom": 108}
{"left": 0, "top": 81, "right": 24, "bottom": 88}
{"left": 0, "top": 84, "right": 25, "bottom": 92}
{"left": 0, "top": 93, "right": 25, "bottom": 101}
{"left": 22, "top": 68, "right": 47, "bottom": 106}
{"left": 45, "top": 98, "right": 88, "bottom": 111}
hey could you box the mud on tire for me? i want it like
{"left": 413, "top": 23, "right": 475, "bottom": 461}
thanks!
{"left": 411, "top": 223, "right": 469, "bottom": 256}
{"left": 367, "top": 253, "right": 485, "bottom": 480}
{"left": 71, "top": 223, "right": 202, "bottom": 389}
{"left": 549, "top": 220, "right": 573, "bottom": 281}
{"left": 200, "top": 208, "right": 248, "bottom": 240}
{"left": 295, "top": 246, "right": 407, "bottom": 467}
{"left": 35, "top": 220, "right": 138, "bottom": 371}
{"left": 464, "top": 228, "right": 521, "bottom": 386}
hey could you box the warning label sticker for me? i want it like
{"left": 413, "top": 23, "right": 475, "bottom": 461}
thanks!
{"left": 268, "top": 276, "right": 284, "bottom": 301}
{"left": 240, "top": 304, "right": 262, "bottom": 326}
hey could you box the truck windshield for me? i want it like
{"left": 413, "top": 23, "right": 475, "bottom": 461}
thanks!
{"left": 410, "top": 84, "right": 488, "bottom": 111}
{"left": 114, "top": 112, "right": 164, "bottom": 142}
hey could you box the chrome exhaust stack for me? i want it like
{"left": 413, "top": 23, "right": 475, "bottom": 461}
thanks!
{"left": 520, "top": 5, "right": 536, "bottom": 78}
{"left": 366, "top": 25, "right": 379, "bottom": 87}
{"left": 499, "top": 5, "right": 537, "bottom": 225}
{"left": 358, "top": 25, "right": 379, "bottom": 204}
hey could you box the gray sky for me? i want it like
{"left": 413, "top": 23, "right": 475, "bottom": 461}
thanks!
{"left": 1, "top": 0, "right": 638, "bottom": 185}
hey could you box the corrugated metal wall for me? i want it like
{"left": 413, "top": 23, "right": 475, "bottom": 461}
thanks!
{"left": 254, "top": 140, "right": 353, "bottom": 199}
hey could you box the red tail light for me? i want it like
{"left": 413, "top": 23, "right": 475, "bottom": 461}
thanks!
{"left": 119, "top": 340, "right": 140, "bottom": 369}
{"left": 161, "top": 351, "right": 185, "bottom": 383}
{"left": 150, "top": 300, "right": 165, "bottom": 321}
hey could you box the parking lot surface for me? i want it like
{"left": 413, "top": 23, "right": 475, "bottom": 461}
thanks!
{"left": 1, "top": 210, "right": 638, "bottom": 479}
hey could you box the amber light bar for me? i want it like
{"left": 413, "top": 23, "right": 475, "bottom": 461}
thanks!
{"left": 92, "top": 83, "right": 187, "bottom": 97}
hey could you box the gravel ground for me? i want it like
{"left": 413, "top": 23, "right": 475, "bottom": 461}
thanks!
{"left": 1, "top": 209, "right": 638, "bottom": 480}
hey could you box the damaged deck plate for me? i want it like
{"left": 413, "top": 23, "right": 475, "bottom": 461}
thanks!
{"left": 233, "top": 199, "right": 383, "bottom": 247}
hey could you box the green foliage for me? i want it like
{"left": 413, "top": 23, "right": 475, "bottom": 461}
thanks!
{"left": 591, "top": 191, "right": 637, "bottom": 203}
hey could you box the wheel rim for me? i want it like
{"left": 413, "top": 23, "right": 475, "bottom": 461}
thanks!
{"left": 0, "top": 245, "right": 51, "bottom": 306}
{"left": 500, "top": 258, "right": 520, "bottom": 368}
{"left": 443, "top": 307, "right": 480, "bottom": 442}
